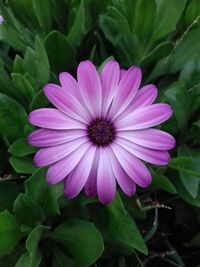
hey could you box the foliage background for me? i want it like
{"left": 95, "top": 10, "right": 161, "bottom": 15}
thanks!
{"left": 0, "top": 0, "right": 200, "bottom": 266}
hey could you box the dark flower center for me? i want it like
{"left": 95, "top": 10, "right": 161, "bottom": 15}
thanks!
{"left": 88, "top": 119, "right": 115, "bottom": 146}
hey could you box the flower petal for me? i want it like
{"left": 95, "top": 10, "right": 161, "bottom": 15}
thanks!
{"left": 44, "top": 84, "right": 90, "bottom": 123}
{"left": 64, "top": 146, "right": 96, "bottom": 199}
{"left": 77, "top": 60, "right": 102, "bottom": 118}
{"left": 100, "top": 60, "right": 120, "bottom": 117}
{"left": 29, "top": 108, "right": 85, "bottom": 130}
{"left": 85, "top": 149, "right": 100, "bottom": 197}
{"left": 118, "top": 137, "right": 170, "bottom": 165}
{"left": 108, "top": 66, "right": 142, "bottom": 119}
{"left": 97, "top": 148, "right": 116, "bottom": 204}
{"left": 118, "top": 84, "right": 158, "bottom": 121}
{"left": 110, "top": 151, "right": 136, "bottom": 196}
{"left": 59, "top": 72, "right": 81, "bottom": 101}
{"left": 116, "top": 104, "right": 173, "bottom": 130}
{"left": 28, "top": 129, "right": 86, "bottom": 147}
{"left": 117, "top": 129, "right": 175, "bottom": 150}
{"left": 111, "top": 142, "right": 152, "bottom": 188}
{"left": 34, "top": 137, "right": 88, "bottom": 166}
{"left": 46, "top": 142, "right": 91, "bottom": 184}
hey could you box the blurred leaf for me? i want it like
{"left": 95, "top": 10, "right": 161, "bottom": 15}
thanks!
{"left": 105, "top": 193, "right": 148, "bottom": 255}
{"left": 164, "top": 81, "right": 190, "bottom": 130}
{"left": 44, "top": 31, "right": 76, "bottom": 73}
{"left": 25, "top": 168, "right": 63, "bottom": 216}
{"left": 53, "top": 249, "right": 75, "bottom": 267}
{"left": 185, "top": 0, "right": 200, "bottom": 26}
{"left": 169, "top": 28, "right": 200, "bottom": 73}
{"left": 153, "top": 0, "right": 186, "bottom": 41}
{"left": 33, "top": 0, "right": 53, "bottom": 31}
{"left": 51, "top": 219, "right": 104, "bottom": 267}
{"left": 11, "top": 73, "right": 35, "bottom": 103}
{"left": 134, "top": 0, "right": 156, "bottom": 46}
{"left": 9, "top": 156, "right": 37, "bottom": 174}
{"left": 30, "top": 89, "right": 49, "bottom": 110}
{"left": 152, "top": 173, "right": 177, "bottom": 194}
{"left": 0, "top": 210, "right": 22, "bottom": 257}
{"left": 67, "top": 0, "right": 88, "bottom": 47}
{"left": 169, "top": 157, "right": 200, "bottom": 178}
{"left": 0, "top": 93, "right": 27, "bottom": 142}
{"left": 178, "top": 146, "right": 200, "bottom": 198}
{"left": 9, "top": 138, "right": 37, "bottom": 157}
{"left": 13, "top": 193, "right": 44, "bottom": 227}
{"left": 0, "top": 182, "right": 19, "bottom": 211}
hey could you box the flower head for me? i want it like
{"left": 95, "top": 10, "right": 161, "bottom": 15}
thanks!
{"left": 0, "top": 15, "right": 4, "bottom": 24}
{"left": 28, "top": 60, "right": 175, "bottom": 204}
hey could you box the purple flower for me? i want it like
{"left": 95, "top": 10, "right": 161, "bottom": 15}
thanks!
{"left": 28, "top": 60, "right": 175, "bottom": 204}
{"left": 0, "top": 15, "right": 4, "bottom": 24}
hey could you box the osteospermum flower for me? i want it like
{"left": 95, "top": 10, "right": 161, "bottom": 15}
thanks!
{"left": 0, "top": 15, "right": 4, "bottom": 24}
{"left": 28, "top": 60, "right": 175, "bottom": 204}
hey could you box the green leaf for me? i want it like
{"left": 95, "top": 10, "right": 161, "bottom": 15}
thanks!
{"left": 169, "top": 157, "right": 200, "bottom": 178}
{"left": 13, "top": 193, "right": 44, "bottom": 227}
{"left": 9, "top": 138, "right": 37, "bottom": 157}
{"left": 0, "top": 93, "right": 27, "bottom": 142}
{"left": 51, "top": 219, "right": 104, "bottom": 267}
{"left": 11, "top": 73, "right": 35, "bottom": 103}
{"left": 178, "top": 146, "right": 200, "bottom": 198}
{"left": 44, "top": 31, "right": 76, "bottom": 73}
{"left": 30, "top": 89, "right": 49, "bottom": 110}
{"left": 152, "top": 0, "right": 186, "bottom": 41}
{"left": 105, "top": 193, "right": 148, "bottom": 255}
{"left": 141, "top": 42, "right": 173, "bottom": 66}
{"left": 169, "top": 28, "right": 200, "bottom": 73}
{"left": 9, "top": 156, "right": 37, "bottom": 174}
{"left": 33, "top": 0, "right": 53, "bottom": 31}
{"left": 164, "top": 81, "right": 190, "bottom": 130}
{"left": 185, "top": 0, "right": 200, "bottom": 26}
{"left": 67, "top": 0, "right": 87, "bottom": 47}
{"left": 152, "top": 173, "right": 177, "bottom": 194}
{"left": 53, "top": 249, "right": 75, "bottom": 267}
{"left": 0, "top": 182, "right": 19, "bottom": 211}
{"left": 15, "top": 251, "right": 41, "bottom": 267}
{"left": 25, "top": 168, "right": 63, "bottom": 216}
{"left": 0, "top": 210, "right": 22, "bottom": 257}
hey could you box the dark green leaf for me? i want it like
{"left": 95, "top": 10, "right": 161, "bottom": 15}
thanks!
{"left": 25, "top": 168, "right": 63, "bottom": 216}
{"left": 0, "top": 182, "right": 19, "bottom": 211}
{"left": 0, "top": 93, "right": 27, "bottom": 142}
{"left": 152, "top": 173, "right": 177, "bottom": 194}
{"left": 33, "top": 0, "right": 53, "bottom": 31}
{"left": 13, "top": 193, "right": 44, "bottom": 227}
{"left": 52, "top": 219, "right": 104, "bottom": 267}
{"left": 0, "top": 210, "right": 22, "bottom": 257}
{"left": 9, "top": 156, "right": 37, "bottom": 174}
{"left": 44, "top": 31, "right": 76, "bottom": 73}
{"left": 9, "top": 138, "right": 37, "bottom": 157}
{"left": 53, "top": 249, "right": 75, "bottom": 267}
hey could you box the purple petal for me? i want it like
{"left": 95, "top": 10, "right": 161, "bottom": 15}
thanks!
{"left": 110, "top": 151, "right": 136, "bottom": 196}
{"left": 44, "top": 84, "right": 90, "bottom": 123}
{"left": 59, "top": 72, "right": 82, "bottom": 101}
{"left": 117, "top": 129, "right": 175, "bottom": 150}
{"left": 77, "top": 60, "right": 102, "bottom": 118}
{"left": 97, "top": 148, "right": 116, "bottom": 204}
{"left": 34, "top": 137, "right": 88, "bottom": 166}
{"left": 28, "top": 129, "right": 86, "bottom": 147}
{"left": 117, "top": 137, "right": 170, "bottom": 165}
{"left": 0, "top": 15, "right": 4, "bottom": 24}
{"left": 108, "top": 66, "right": 142, "bottom": 119}
{"left": 29, "top": 108, "right": 85, "bottom": 130}
{"left": 84, "top": 149, "right": 100, "bottom": 197}
{"left": 46, "top": 142, "right": 91, "bottom": 184}
{"left": 116, "top": 104, "right": 173, "bottom": 130}
{"left": 100, "top": 60, "right": 120, "bottom": 117}
{"left": 64, "top": 146, "right": 96, "bottom": 199}
{"left": 120, "top": 69, "right": 126, "bottom": 79}
{"left": 111, "top": 142, "right": 152, "bottom": 188}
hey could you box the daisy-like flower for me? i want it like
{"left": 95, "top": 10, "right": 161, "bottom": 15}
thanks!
{"left": 28, "top": 60, "right": 175, "bottom": 204}
{"left": 0, "top": 15, "right": 4, "bottom": 24}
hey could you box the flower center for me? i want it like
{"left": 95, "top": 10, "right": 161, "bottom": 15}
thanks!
{"left": 87, "top": 119, "right": 115, "bottom": 146}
